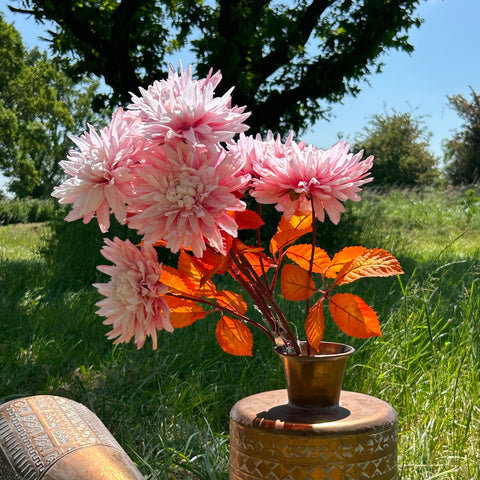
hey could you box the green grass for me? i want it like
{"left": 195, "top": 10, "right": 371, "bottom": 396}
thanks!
{"left": 1, "top": 185, "right": 479, "bottom": 479}
{"left": 343, "top": 185, "right": 480, "bottom": 259}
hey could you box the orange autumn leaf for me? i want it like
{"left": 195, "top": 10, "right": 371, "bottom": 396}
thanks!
{"left": 196, "top": 250, "right": 231, "bottom": 286}
{"left": 335, "top": 248, "right": 404, "bottom": 286}
{"left": 229, "top": 239, "right": 274, "bottom": 280}
{"left": 241, "top": 252, "right": 275, "bottom": 277}
{"left": 232, "top": 238, "right": 265, "bottom": 254}
{"left": 216, "top": 316, "right": 253, "bottom": 356}
{"left": 324, "top": 246, "right": 368, "bottom": 278}
{"left": 199, "top": 249, "right": 230, "bottom": 274}
{"left": 166, "top": 297, "right": 207, "bottom": 328}
{"left": 305, "top": 299, "right": 325, "bottom": 350}
{"left": 215, "top": 290, "right": 247, "bottom": 315}
{"left": 329, "top": 293, "right": 381, "bottom": 338}
{"left": 177, "top": 250, "right": 217, "bottom": 296}
{"left": 281, "top": 264, "right": 316, "bottom": 301}
{"left": 229, "top": 209, "right": 265, "bottom": 230}
{"left": 160, "top": 265, "right": 195, "bottom": 295}
{"left": 269, "top": 213, "right": 312, "bottom": 255}
{"left": 285, "top": 244, "right": 331, "bottom": 273}
{"left": 177, "top": 249, "right": 204, "bottom": 283}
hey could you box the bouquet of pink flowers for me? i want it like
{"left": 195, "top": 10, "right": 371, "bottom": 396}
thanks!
{"left": 52, "top": 63, "right": 403, "bottom": 356}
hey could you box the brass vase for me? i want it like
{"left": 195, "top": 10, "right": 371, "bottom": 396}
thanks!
{"left": 276, "top": 341, "right": 355, "bottom": 409}
{"left": 230, "top": 341, "right": 398, "bottom": 480}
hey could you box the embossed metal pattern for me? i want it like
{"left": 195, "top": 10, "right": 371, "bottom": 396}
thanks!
{"left": 230, "top": 390, "right": 398, "bottom": 480}
{"left": 0, "top": 395, "right": 145, "bottom": 480}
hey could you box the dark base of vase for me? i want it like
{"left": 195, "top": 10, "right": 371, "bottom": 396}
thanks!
{"left": 230, "top": 390, "right": 398, "bottom": 480}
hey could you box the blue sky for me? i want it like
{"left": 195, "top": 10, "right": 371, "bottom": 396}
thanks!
{"left": 1, "top": 0, "right": 479, "bottom": 192}
{"left": 301, "top": 0, "right": 480, "bottom": 158}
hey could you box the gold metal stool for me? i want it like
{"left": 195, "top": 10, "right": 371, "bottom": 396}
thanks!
{"left": 0, "top": 395, "right": 145, "bottom": 479}
{"left": 230, "top": 389, "right": 398, "bottom": 480}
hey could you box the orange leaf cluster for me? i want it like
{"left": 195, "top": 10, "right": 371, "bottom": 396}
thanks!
{"left": 158, "top": 241, "right": 255, "bottom": 356}
{"left": 278, "top": 237, "right": 403, "bottom": 345}
{"left": 157, "top": 210, "right": 403, "bottom": 356}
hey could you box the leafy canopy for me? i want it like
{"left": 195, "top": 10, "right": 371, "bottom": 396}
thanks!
{"left": 0, "top": 13, "right": 106, "bottom": 198}
{"left": 8, "top": 0, "right": 423, "bottom": 134}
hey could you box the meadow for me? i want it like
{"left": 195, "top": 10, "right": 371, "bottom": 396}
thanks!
{"left": 1, "top": 186, "right": 479, "bottom": 480}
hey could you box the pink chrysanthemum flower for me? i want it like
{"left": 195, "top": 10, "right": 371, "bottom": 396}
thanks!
{"left": 128, "top": 63, "right": 250, "bottom": 145}
{"left": 127, "top": 140, "right": 249, "bottom": 257}
{"left": 229, "top": 130, "right": 304, "bottom": 176}
{"left": 250, "top": 140, "right": 373, "bottom": 224}
{"left": 52, "top": 108, "right": 139, "bottom": 233}
{"left": 93, "top": 237, "right": 172, "bottom": 350}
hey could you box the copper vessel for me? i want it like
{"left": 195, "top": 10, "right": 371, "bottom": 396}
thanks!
{"left": 230, "top": 389, "right": 398, "bottom": 480}
{"left": 276, "top": 341, "right": 355, "bottom": 408}
{"left": 0, "top": 395, "right": 145, "bottom": 480}
{"left": 230, "top": 342, "right": 398, "bottom": 480}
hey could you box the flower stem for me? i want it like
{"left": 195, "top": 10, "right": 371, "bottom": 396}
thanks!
{"left": 305, "top": 204, "right": 317, "bottom": 318}
{"left": 305, "top": 202, "right": 318, "bottom": 352}
{"left": 166, "top": 291, "right": 276, "bottom": 343}
{"left": 230, "top": 251, "right": 300, "bottom": 354}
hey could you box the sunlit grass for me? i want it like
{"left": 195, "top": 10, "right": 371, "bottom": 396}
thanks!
{"left": 348, "top": 186, "right": 480, "bottom": 260}
{"left": 1, "top": 186, "right": 480, "bottom": 479}
{"left": 0, "top": 222, "right": 51, "bottom": 262}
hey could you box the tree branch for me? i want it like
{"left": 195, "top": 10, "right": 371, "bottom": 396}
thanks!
{"left": 252, "top": 0, "right": 421, "bottom": 133}
{"left": 47, "top": 0, "right": 104, "bottom": 50}
{"left": 258, "top": 0, "right": 334, "bottom": 83}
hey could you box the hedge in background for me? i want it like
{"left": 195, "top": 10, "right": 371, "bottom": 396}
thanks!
{"left": 0, "top": 197, "right": 61, "bottom": 225}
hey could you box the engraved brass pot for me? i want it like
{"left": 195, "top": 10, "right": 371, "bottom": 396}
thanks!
{"left": 275, "top": 341, "right": 355, "bottom": 409}
{"left": 230, "top": 340, "right": 399, "bottom": 480}
{"left": 0, "top": 395, "right": 145, "bottom": 480}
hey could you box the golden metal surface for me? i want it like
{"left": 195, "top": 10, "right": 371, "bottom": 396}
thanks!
{"left": 230, "top": 389, "right": 398, "bottom": 480}
{"left": 276, "top": 342, "right": 355, "bottom": 408}
{"left": 0, "top": 395, "right": 145, "bottom": 480}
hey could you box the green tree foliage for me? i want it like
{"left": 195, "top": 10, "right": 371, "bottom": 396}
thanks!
{"left": 0, "top": 13, "right": 106, "bottom": 198}
{"left": 444, "top": 87, "right": 480, "bottom": 185}
{"left": 8, "top": 0, "right": 423, "bottom": 134}
{"left": 353, "top": 110, "right": 438, "bottom": 186}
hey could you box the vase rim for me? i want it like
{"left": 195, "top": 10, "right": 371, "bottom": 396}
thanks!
{"left": 275, "top": 340, "right": 355, "bottom": 359}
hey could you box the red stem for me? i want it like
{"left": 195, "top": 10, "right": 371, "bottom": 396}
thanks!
{"left": 166, "top": 291, "right": 276, "bottom": 343}
{"left": 230, "top": 250, "right": 300, "bottom": 354}
{"left": 305, "top": 203, "right": 317, "bottom": 352}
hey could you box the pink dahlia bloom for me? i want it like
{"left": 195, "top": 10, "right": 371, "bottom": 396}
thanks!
{"left": 250, "top": 140, "right": 373, "bottom": 224}
{"left": 128, "top": 63, "right": 250, "bottom": 145}
{"left": 93, "top": 237, "right": 172, "bottom": 350}
{"left": 52, "top": 108, "right": 139, "bottom": 233}
{"left": 127, "top": 140, "right": 249, "bottom": 257}
{"left": 229, "top": 130, "right": 304, "bottom": 176}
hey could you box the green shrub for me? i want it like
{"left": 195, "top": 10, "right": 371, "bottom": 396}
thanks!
{"left": 353, "top": 110, "right": 440, "bottom": 186}
{"left": 0, "top": 197, "right": 61, "bottom": 225}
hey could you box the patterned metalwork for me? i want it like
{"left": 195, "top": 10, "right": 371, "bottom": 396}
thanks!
{"left": 0, "top": 395, "right": 145, "bottom": 480}
{"left": 230, "top": 389, "right": 398, "bottom": 480}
